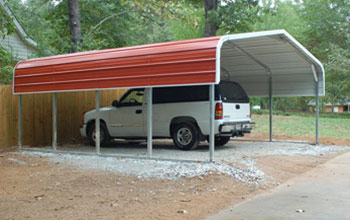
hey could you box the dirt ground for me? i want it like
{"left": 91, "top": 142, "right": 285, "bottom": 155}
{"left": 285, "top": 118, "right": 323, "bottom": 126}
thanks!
{"left": 0, "top": 142, "right": 347, "bottom": 220}
{"left": 243, "top": 133, "right": 350, "bottom": 146}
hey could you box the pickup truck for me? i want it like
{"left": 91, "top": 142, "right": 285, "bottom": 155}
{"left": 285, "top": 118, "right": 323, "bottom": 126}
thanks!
{"left": 80, "top": 81, "right": 252, "bottom": 150}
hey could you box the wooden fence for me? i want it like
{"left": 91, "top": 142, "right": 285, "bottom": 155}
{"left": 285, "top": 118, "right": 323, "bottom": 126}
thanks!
{"left": 0, "top": 85, "right": 126, "bottom": 149}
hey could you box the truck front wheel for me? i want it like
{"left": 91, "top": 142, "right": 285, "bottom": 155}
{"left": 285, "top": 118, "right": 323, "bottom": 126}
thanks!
{"left": 172, "top": 123, "right": 200, "bottom": 151}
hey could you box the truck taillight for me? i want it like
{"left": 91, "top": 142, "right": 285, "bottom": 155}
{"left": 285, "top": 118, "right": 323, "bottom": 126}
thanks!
{"left": 215, "top": 103, "right": 223, "bottom": 120}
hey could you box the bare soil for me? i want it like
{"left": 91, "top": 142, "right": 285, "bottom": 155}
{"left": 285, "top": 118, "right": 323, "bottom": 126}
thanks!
{"left": 243, "top": 133, "right": 350, "bottom": 146}
{"left": 0, "top": 147, "right": 345, "bottom": 220}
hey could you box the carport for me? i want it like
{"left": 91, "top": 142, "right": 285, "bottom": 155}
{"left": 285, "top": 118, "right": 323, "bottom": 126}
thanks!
{"left": 13, "top": 29, "right": 325, "bottom": 161}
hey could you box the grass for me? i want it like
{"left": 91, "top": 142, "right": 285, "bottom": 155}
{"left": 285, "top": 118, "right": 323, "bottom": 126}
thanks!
{"left": 252, "top": 114, "right": 350, "bottom": 140}
{"left": 253, "top": 109, "right": 350, "bottom": 119}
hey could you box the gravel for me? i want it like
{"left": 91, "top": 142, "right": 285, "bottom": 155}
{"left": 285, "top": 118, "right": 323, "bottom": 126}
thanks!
{"left": 210, "top": 141, "right": 346, "bottom": 161}
{"left": 20, "top": 151, "right": 264, "bottom": 184}
{"left": 19, "top": 141, "right": 347, "bottom": 185}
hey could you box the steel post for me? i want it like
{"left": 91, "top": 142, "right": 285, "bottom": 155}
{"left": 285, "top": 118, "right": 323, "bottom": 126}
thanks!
{"left": 18, "top": 95, "right": 22, "bottom": 149}
{"left": 52, "top": 93, "right": 57, "bottom": 151}
{"left": 95, "top": 90, "right": 100, "bottom": 154}
{"left": 269, "top": 75, "right": 273, "bottom": 142}
{"left": 316, "top": 79, "right": 319, "bottom": 145}
{"left": 147, "top": 87, "right": 153, "bottom": 158}
{"left": 209, "top": 84, "right": 215, "bottom": 162}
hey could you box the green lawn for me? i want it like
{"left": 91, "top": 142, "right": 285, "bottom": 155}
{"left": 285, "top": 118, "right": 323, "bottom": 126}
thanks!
{"left": 252, "top": 114, "right": 350, "bottom": 140}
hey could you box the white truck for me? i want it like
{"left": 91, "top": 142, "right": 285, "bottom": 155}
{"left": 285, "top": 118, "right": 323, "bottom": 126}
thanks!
{"left": 80, "top": 81, "right": 252, "bottom": 150}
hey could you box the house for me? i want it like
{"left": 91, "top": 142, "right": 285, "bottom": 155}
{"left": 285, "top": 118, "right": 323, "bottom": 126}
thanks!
{"left": 309, "top": 100, "right": 350, "bottom": 113}
{"left": 0, "top": 0, "right": 37, "bottom": 60}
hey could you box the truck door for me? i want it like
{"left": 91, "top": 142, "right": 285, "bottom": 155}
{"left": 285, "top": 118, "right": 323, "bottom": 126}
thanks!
{"left": 109, "top": 89, "right": 145, "bottom": 137}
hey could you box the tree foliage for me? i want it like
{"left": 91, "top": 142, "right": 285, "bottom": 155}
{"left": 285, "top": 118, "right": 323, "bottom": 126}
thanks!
{"left": 253, "top": 0, "right": 306, "bottom": 40}
{"left": 217, "top": 0, "right": 260, "bottom": 34}
{"left": 0, "top": 5, "right": 15, "bottom": 84}
{"left": 0, "top": 6, "right": 15, "bottom": 38}
{"left": 202, "top": 0, "right": 260, "bottom": 36}
{"left": 300, "top": 0, "right": 350, "bottom": 110}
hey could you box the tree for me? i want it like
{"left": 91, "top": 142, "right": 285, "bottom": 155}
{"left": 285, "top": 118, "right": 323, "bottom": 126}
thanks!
{"left": 202, "top": 0, "right": 260, "bottom": 37}
{"left": 325, "top": 44, "right": 350, "bottom": 112}
{"left": 0, "top": 5, "right": 15, "bottom": 84}
{"left": 301, "top": 0, "right": 350, "bottom": 110}
{"left": 68, "top": 0, "right": 82, "bottom": 52}
{"left": 6, "top": 0, "right": 202, "bottom": 54}
{"left": 253, "top": 0, "right": 306, "bottom": 40}
{"left": 203, "top": 0, "right": 218, "bottom": 36}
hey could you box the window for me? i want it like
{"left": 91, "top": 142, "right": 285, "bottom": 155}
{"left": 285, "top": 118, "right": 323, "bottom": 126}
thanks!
{"left": 119, "top": 89, "right": 144, "bottom": 107}
{"left": 153, "top": 86, "right": 219, "bottom": 104}
{"left": 218, "top": 81, "right": 249, "bottom": 103}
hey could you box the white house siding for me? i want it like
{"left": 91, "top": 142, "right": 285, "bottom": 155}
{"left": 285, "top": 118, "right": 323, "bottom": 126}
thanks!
{"left": 0, "top": 31, "right": 36, "bottom": 60}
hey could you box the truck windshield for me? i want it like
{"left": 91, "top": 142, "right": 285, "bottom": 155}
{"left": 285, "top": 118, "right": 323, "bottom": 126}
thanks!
{"left": 219, "top": 81, "right": 249, "bottom": 103}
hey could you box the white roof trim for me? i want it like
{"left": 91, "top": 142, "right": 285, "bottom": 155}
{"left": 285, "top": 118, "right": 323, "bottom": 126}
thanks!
{"left": 0, "top": 0, "right": 38, "bottom": 48}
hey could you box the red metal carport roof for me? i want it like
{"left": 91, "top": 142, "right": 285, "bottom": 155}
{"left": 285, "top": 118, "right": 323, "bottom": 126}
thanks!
{"left": 13, "top": 36, "right": 221, "bottom": 94}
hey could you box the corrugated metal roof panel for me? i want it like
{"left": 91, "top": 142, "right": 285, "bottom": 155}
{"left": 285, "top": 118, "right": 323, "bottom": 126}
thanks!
{"left": 14, "top": 37, "right": 220, "bottom": 93}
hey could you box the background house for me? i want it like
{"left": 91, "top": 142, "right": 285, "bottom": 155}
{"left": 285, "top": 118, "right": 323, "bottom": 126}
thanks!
{"left": 309, "top": 100, "right": 350, "bottom": 113}
{"left": 0, "top": 0, "right": 37, "bottom": 60}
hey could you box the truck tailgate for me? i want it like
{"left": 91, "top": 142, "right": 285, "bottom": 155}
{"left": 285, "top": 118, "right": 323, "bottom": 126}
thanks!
{"left": 222, "top": 103, "right": 250, "bottom": 123}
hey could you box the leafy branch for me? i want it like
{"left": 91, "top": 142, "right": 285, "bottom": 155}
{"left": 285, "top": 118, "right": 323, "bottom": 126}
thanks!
{"left": 85, "top": 10, "right": 132, "bottom": 38}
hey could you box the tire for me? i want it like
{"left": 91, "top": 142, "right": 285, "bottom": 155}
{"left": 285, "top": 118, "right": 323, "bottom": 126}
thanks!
{"left": 207, "top": 136, "right": 231, "bottom": 146}
{"left": 172, "top": 123, "right": 200, "bottom": 151}
{"left": 87, "top": 122, "right": 110, "bottom": 147}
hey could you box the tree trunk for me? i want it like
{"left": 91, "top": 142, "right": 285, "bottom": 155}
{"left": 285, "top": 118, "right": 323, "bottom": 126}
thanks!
{"left": 68, "top": 0, "right": 82, "bottom": 52}
{"left": 203, "top": 0, "right": 218, "bottom": 37}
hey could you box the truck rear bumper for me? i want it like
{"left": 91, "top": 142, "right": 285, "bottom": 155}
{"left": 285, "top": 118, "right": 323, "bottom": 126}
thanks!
{"left": 218, "top": 121, "right": 254, "bottom": 136}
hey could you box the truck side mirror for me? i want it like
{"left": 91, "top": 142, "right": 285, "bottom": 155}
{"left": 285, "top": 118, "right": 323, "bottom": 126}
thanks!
{"left": 112, "top": 100, "right": 118, "bottom": 107}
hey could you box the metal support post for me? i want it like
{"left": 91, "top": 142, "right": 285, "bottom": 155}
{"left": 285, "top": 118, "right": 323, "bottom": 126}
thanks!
{"left": 18, "top": 95, "right": 22, "bottom": 149}
{"left": 95, "top": 90, "right": 100, "bottom": 154}
{"left": 52, "top": 93, "right": 57, "bottom": 151}
{"left": 147, "top": 87, "right": 153, "bottom": 158}
{"left": 315, "top": 79, "right": 320, "bottom": 145}
{"left": 269, "top": 75, "right": 273, "bottom": 142}
{"left": 209, "top": 84, "right": 215, "bottom": 162}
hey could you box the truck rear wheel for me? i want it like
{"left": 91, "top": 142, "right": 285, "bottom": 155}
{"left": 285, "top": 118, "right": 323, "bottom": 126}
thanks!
{"left": 172, "top": 123, "right": 200, "bottom": 151}
{"left": 87, "top": 123, "right": 110, "bottom": 147}
{"left": 207, "top": 136, "right": 231, "bottom": 146}
{"left": 214, "top": 136, "right": 230, "bottom": 146}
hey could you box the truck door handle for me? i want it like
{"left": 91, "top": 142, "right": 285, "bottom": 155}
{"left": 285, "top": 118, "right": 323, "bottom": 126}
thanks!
{"left": 135, "top": 109, "right": 142, "bottom": 114}
{"left": 236, "top": 104, "right": 240, "bottom": 110}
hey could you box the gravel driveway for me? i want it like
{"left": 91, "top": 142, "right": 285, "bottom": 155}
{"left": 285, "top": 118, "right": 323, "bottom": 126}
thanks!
{"left": 21, "top": 140, "right": 347, "bottom": 184}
